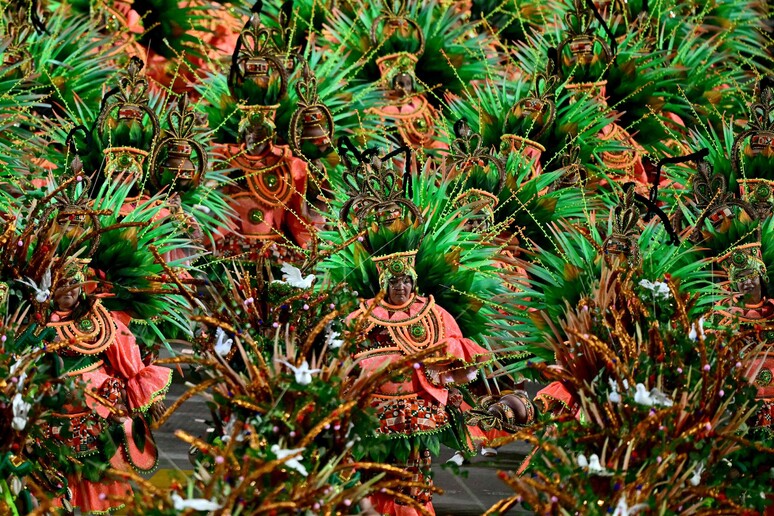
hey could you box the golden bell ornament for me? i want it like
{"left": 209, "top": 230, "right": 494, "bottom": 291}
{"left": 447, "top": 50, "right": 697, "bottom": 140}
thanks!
{"left": 158, "top": 140, "right": 198, "bottom": 188}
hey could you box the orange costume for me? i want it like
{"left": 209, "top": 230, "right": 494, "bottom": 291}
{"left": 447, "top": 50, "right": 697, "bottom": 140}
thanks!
{"left": 347, "top": 251, "right": 489, "bottom": 515}
{"left": 48, "top": 300, "right": 171, "bottom": 514}
{"left": 218, "top": 141, "right": 316, "bottom": 257}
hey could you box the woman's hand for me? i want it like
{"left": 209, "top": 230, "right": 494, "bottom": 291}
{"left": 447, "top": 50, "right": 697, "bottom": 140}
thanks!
{"left": 149, "top": 400, "right": 166, "bottom": 423}
{"left": 109, "top": 403, "right": 129, "bottom": 424}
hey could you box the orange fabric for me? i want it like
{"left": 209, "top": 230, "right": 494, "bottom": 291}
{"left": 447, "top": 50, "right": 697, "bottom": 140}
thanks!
{"left": 350, "top": 296, "right": 490, "bottom": 407}
{"left": 49, "top": 308, "right": 171, "bottom": 513}
{"left": 370, "top": 492, "right": 435, "bottom": 516}
{"left": 459, "top": 400, "right": 508, "bottom": 448}
{"left": 219, "top": 143, "right": 317, "bottom": 249}
{"left": 534, "top": 381, "right": 580, "bottom": 418}
{"left": 349, "top": 295, "right": 488, "bottom": 513}
{"left": 103, "top": 317, "right": 171, "bottom": 412}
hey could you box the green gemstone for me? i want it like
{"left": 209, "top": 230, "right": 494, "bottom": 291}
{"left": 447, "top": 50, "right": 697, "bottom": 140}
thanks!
{"left": 264, "top": 173, "right": 278, "bottom": 189}
{"left": 756, "top": 369, "right": 773, "bottom": 387}
{"left": 79, "top": 319, "right": 94, "bottom": 331}
{"left": 410, "top": 324, "right": 426, "bottom": 338}
{"left": 756, "top": 185, "right": 770, "bottom": 201}
{"left": 389, "top": 260, "right": 405, "bottom": 274}
{"left": 248, "top": 209, "right": 263, "bottom": 224}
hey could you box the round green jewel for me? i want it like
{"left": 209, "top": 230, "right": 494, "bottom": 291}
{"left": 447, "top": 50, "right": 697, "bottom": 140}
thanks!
{"left": 248, "top": 208, "right": 264, "bottom": 224}
{"left": 756, "top": 369, "right": 773, "bottom": 387}
{"left": 388, "top": 259, "right": 405, "bottom": 275}
{"left": 410, "top": 324, "right": 426, "bottom": 339}
{"left": 119, "top": 154, "right": 131, "bottom": 166}
{"left": 79, "top": 318, "right": 94, "bottom": 331}
{"left": 755, "top": 184, "right": 771, "bottom": 201}
{"left": 264, "top": 173, "right": 278, "bottom": 189}
{"left": 732, "top": 251, "right": 747, "bottom": 266}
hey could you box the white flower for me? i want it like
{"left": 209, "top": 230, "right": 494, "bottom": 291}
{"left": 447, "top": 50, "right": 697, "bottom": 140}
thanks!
{"left": 633, "top": 384, "right": 674, "bottom": 407}
{"left": 612, "top": 495, "right": 648, "bottom": 516}
{"left": 271, "top": 444, "right": 308, "bottom": 476}
{"left": 587, "top": 454, "right": 611, "bottom": 475}
{"left": 222, "top": 418, "right": 244, "bottom": 444}
{"left": 689, "top": 461, "right": 705, "bottom": 486}
{"left": 689, "top": 317, "right": 705, "bottom": 342}
{"left": 9, "top": 358, "right": 27, "bottom": 392}
{"left": 171, "top": 492, "right": 222, "bottom": 511}
{"left": 272, "top": 263, "right": 315, "bottom": 289}
{"left": 213, "top": 328, "right": 233, "bottom": 357}
{"left": 18, "top": 268, "right": 52, "bottom": 303}
{"left": 277, "top": 359, "right": 321, "bottom": 385}
{"left": 577, "top": 453, "right": 610, "bottom": 475}
{"left": 11, "top": 393, "right": 31, "bottom": 431}
{"left": 639, "top": 279, "right": 671, "bottom": 300}
{"left": 608, "top": 378, "right": 622, "bottom": 404}
{"left": 325, "top": 328, "right": 344, "bottom": 349}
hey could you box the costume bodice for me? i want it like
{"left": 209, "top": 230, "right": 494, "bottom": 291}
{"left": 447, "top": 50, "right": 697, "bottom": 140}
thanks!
{"left": 353, "top": 294, "right": 445, "bottom": 360}
{"left": 49, "top": 300, "right": 116, "bottom": 357}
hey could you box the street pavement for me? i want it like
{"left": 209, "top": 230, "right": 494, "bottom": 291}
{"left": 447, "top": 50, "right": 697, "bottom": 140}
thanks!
{"left": 150, "top": 380, "right": 534, "bottom": 515}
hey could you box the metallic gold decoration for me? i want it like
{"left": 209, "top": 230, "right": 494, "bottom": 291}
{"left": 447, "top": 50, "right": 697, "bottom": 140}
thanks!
{"left": 733, "top": 78, "right": 774, "bottom": 217}
{"left": 149, "top": 94, "right": 207, "bottom": 191}
{"left": 689, "top": 151, "right": 755, "bottom": 236}
{"left": 229, "top": 5, "right": 289, "bottom": 104}
{"left": 288, "top": 71, "right": 334, "bottom": 161}
{"left": 602, "top": 186, "right": 642, "bottom": 268}
{"left": 370, "top": 0, "right": 425, "bottom": 58}
{"left": 96, "top": 57, "right": 160, "bottom": 181}
{"left": 447, "top": 119, "right": 505, "bottom": 191}
{"left": 338, "top": 137, "right": 422, "bottom": 227}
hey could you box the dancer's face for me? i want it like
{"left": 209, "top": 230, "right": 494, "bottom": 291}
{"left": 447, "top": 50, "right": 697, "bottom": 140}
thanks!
{"left": 387, "top": 274, "right": 414, "bottom": 305}
{"left": 54, "top": 280, "right": 81, "bottom": 311}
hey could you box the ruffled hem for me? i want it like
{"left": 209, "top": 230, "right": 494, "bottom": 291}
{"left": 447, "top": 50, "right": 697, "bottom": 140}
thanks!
{"left": 114, "top": 420, "right": 160, "bottom": 474}
{"left": 52, "top": 475, "right": 131, "bottom": 514}
{"left": 126, "top": 366, "right": 173, "bottom": 413}
{"left": 376, "top": 421, "right": 452, "bottom": 439}
{"left": 534, "top": 381, "right": 579, "bottom": 416}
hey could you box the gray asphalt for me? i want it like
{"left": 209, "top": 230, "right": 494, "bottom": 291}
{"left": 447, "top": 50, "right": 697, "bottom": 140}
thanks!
{"left": 152, "top": 380, "right": 534, "bottom": 515}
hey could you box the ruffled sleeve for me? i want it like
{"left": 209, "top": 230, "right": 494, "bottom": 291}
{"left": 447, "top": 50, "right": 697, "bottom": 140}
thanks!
{"left": 104, "top": 316, "right": 172, "bottom": 413}
{"left": 534, "top": 381, "right": 580, "bottom": 418}
{"left": 435, "top": 305, "right": 491, "bottom": 372}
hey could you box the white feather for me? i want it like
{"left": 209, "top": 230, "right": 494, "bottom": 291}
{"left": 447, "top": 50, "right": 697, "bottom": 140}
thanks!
{"left": 277, "top": 359, "right": 321, "bottom": 385}
{"left": 633, "top": 384, "right": 653, "bottom": 406}
{"left": 325, "top": 329, "right": 344, "bottom": 349}
{"left": 587, "top": 454, "right": 610, "bottom": 475}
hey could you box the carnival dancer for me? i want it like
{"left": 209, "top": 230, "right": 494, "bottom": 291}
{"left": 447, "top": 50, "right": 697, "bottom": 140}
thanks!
{"left": 46, "top": 259, "right": 171, "bottom": 513}
{"left": 347, "top": 250, "right": 490, "bottom": 515}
